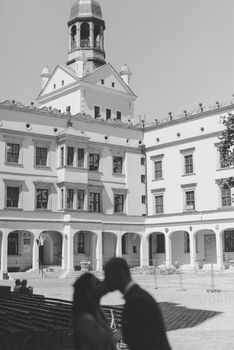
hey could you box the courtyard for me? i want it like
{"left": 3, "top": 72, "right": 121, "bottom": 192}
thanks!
{"left": 1, "top": 269, "right": 234, "bottom": 350}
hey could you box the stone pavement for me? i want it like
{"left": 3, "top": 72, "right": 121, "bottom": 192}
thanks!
{"left": 1, "top": 270, "right": 234, "bottom": 350}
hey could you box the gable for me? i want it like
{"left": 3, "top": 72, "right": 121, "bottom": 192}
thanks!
{"left": 39, "top": 66, "right": 78, "bottom": 97}
{"left": 83, "top": 63, "right": 136, "bottom": 96}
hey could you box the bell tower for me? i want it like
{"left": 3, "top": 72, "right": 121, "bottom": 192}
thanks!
{"left": 67, "top": 0, "right": 106, "bottom": 77}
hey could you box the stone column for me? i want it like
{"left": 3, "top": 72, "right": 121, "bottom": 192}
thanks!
{"left": 140, "top": 235, "right": 149, "bottom": 267}
{"left": 95, "top": 231, "right": 103, "bottom": 271}
{"left": 116, "top": 234, "right": 122, "bottom": 257}
{"left": 1, "top": 230, "right": 9, "bottom": 275}
{"left": 65, "top": 225, "right": 74, "bottom": 272}
{"left": 165, "top": 234, "right": 172, "bottom": 267}
{"left": 90, "top": 22, "right": 94, "bottom": 47}
{"left": 216, "top": 231, "right": 224, "bottom": 270}
{"left": 76, "top": 23, "right": 81, "bottom": 47}
{"left": 62, "top": 234, "right": 68, "bottom": 270}
{"left": 32, "top": 232, "right": 40, "bottom": 271}
{"left": 189, "top": 232, "right": 197, "bottom": 269}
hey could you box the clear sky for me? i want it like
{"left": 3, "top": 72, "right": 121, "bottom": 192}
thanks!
{"left": 1, "top": 0, "right": 234, "bottom": 123}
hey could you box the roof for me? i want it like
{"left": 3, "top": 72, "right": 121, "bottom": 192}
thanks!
{"left": 70, "top": 0, "right": 103, "bottom": 21}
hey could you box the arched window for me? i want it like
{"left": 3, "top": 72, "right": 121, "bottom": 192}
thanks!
{"left": 8, "top": 231, "right": 19, "bottom": 255}
{"left": 94, "top": 24, "right": 101, "bottom": 49}
{"left": 80, "top": 23, "right": 90, "bottom": 47}
{"left": 71, "top": 25, "right": 77, "bottom": 49}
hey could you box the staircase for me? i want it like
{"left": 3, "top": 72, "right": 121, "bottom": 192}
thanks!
{"left": 9, "top": 266, "right": 64, "bottom": 280}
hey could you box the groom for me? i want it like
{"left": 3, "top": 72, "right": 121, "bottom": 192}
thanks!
{"left": 103, "top": 257, "right": 171, "bottom": 350}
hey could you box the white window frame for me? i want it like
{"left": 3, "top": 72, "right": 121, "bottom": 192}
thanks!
{"left": 4, "top": 135, "right": 24, "bottom": 166}
{"left": 151, "top": 188, "right": 165, "bottom": 215}
{"left": 150, "top": 154, "right": 164, "bottom": 181}
{"left": 181, "top": 183, "right": 197, "bottom": 211}
{"left": 34, "top": 182, "right": 52, "bottom": 210}
{"left": 33, "top": 139, "right": 51, "bottom": 168}
{"left": 4, "top": 180, "right": 24, "bottom": 210}
{"left": 180, "top": 148, "right": 195, "bottom": 176}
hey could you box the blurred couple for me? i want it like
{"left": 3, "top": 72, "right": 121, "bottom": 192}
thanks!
{"left": 73, "top": 257, "right": 171, "bottom": 350}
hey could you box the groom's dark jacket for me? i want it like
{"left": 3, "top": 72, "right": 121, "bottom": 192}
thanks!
{"left": 122, "top": 284, "right": 171, "bottom": 350}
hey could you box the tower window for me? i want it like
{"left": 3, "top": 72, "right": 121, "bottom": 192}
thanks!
{"left": 116, "top": 111, "right": 122, "bottom": 120}
{"left": 112, "top": 82, "right": 115, "bottom": 88}
{"left": 80, "top": 22, "right": 90, "bottom": 47}
{"left": 101, "top": 79, "right": 104, "bottom": 85}
{"left": 94, "top": 106, "right": 100, "bottom": 119}
{"left": 94, "top": 24, "right": 101, "bottom": 49}
{"left": 106, "top": 109, "right": 111, "bottom": 120}
{"left": 71, "top": 25, "right": 77, "bottom": 50}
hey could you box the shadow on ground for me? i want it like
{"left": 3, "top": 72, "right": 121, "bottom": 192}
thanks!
{"left": 159, "top": 302, "right": 221, "bottom": 331}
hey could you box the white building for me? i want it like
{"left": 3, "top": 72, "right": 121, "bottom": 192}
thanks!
{"left": 0, "top": 0, "right": 234, "bottom": 278}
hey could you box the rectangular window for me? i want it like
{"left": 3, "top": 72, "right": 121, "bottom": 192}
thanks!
{"left": 7, "top": 143, "right": 20, "bottom": 163}
{"left": 184, "top": 154, "right": 193, "bottom": 174}
{"left": 78, "top": 232, "right": 85, "bottom": 254}
{"left": 224, "top": 230, "right": 234, "bottom": 252}
{"left": 61, "top": 189, "right": 64, "bottom": 209}
{"left": 116, "top": 111, "right": 121, "bottom": 120}
{"left": 154, "top": 160, "right": 162, "bottom": 179}
{"left": 67, "top": 147, "right": 74, "bottom": 166}
{"left": 133, "top": 245, "right": 137, "bottom": 254}
{"left": 36, "top": 147, "right": 47, "bottom": 166}
{"left": 184, "top": 232, "right": 190, "bottom": 253}
{"left": 141, "top": 175, "right": 146, "bottom": 183}
{"left": 156, "top": 234, "right": 165, "bottom": 253}
{"left": 141, "top": 157, "right": 145, "bottom": 166}
{"left": 113, "top": 156, "right": 123, "bottom": 174}
{"left": 89, "top": 154, "right": 99, "bottom": 171}
{"left": 7, "top": 187, "right": 19, "bottom": 208}
{"left": 220, "top": 150, "right": 229, "bottom": 168}
{"left": 112, "top": 82, "right": 115, "bottom": 88}
{"left": 36, "top": 189, "right": 49, "bottom": 209}
{"left": 94, "top": 106, "right": 100, "bottom": 119}
{"left": 77, "top": 148, "right": 84, "bottom": 168}
{"left": 155, "top": 195, "right": 164, "bottom": 214}
{"left": 106, "top": 108, "right": 111, "bottom": 120}
{"left": 141, "top": 195, "right": 146, "bottom": 204}
{"left": 67, "top": 189, "right": 74, "bottom": 209}
{"left": 77, "top": 189, "right": 85, "bottom": 210}
{"left": 60, "top": 147, "right": 64, "bottom": 167}
{"left": 89, "top": 192, "right": 101, "bottom": 212}
{"left": 221, "top": 188, "right": 231, "bottom": 207}
{"left": 185, "top": 190, "right": 195, "bottom": 210}
{"left": 101, "top": 79, "right": 104, "bottom": 85}
{"left": 114, "top": 194, "right": 124, "bottom": 213}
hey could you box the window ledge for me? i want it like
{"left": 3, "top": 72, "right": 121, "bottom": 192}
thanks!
{"left": 88, "top": 170, "right": 103, "bottom": 175}
{"left": 4, "top": 208, "right": 23, "bottom": 211}
{"left": 112, "top": 213, "right": 126, "bottom": 216}
{"left": 217, "top": 206, "right": 234, "bottom": 211}
{"left": 182, "top": 173, "right": 196, "bottom": 177}
{"left": 152, "top": 178, "right": 164, "bottom": 182}
{"left": 216, "top": 167, "right": 232, "bottom": 171}
{"left": 112, "top": 173, "right": 125, "bottom": 177}
{"left": 34, "top": 166, "right": 51, "bottom": 170}
{"left": 183, "top": 209, "right": 196, "bottom": 213}
{"left": 35, "top": 209, "right": 52, "bottom": 212}
{"left": 4, "top": 162, "right": 24, "bottom": 167}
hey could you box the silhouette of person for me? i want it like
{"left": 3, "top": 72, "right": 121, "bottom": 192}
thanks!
{"left": 103, "top": 257, "right": 171, "bottom": 350}
{"left": 13, "top": 279, "right": 21, "bottom": 293}
{"left": 73, "top": 273, "right": 116, "bottom": 350}
{"left": 19, "top": 279, "right": 33, "bottom": 295}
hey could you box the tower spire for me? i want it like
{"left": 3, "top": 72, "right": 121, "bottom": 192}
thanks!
{"left": 67, "top": 0, "right": 106, "bottom": 76}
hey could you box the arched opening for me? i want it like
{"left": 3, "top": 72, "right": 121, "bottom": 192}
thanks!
{"left": 148, "top": 232, "right": 165, "bottom": 266}
{"left": 122, "top": 233, "right": 140, "bottom": 267}
{"left": 222, "top": 228, "right": 234, "bottom": 268}
{"left": 94, "top": 24, "right": 101, "bottom": 49}
{"left": 7, "top": 230, "right": 34, "bottom": 272}
{"left": 73, "top": 231, "right": 96, "bottom": 270}
{"left": 80, "top": 22, "right": 90, "bottom": 47}
{"left": 170, "top": 230, "right": 190, "bottom": 267}
{"left": 39, "top": 231, "right": 62, "bottom": 266}
{"left": 102, "top": 232, "right": 117, "bottom": 265}
{"left": 195, "top": 229, "right": 216, "bottom": 268}
{"left": 71, "top": 25, "right": 77, "bottom": 50}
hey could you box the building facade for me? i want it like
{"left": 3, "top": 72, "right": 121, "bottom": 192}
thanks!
{"left": 0, "top": 0, "right": 234, "bottom": 278}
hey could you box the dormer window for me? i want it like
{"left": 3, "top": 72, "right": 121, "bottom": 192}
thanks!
{"left": 112, "top": 82, "right": 115, "bottom": 88}
{"left": 53, "top": 84, "right": 56, "bottom": 90}
{"left": 101, "top": 79, "right": 104, "bottom": 85}
{"left": 62, "top": 80, "right": 64, "bottom": 86}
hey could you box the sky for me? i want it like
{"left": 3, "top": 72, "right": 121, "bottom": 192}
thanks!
{"left": 1, "top": 0, "right": 234, "bottom": 123}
